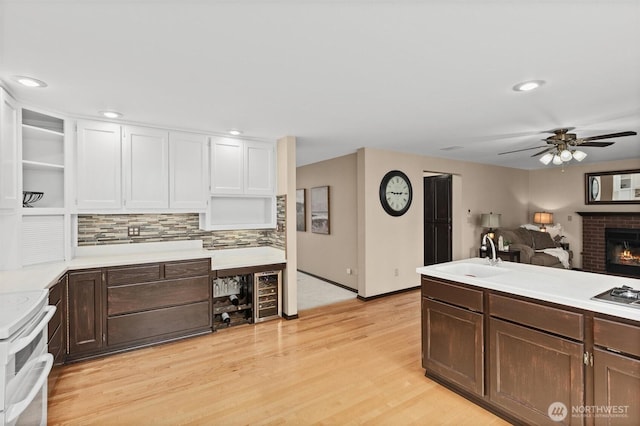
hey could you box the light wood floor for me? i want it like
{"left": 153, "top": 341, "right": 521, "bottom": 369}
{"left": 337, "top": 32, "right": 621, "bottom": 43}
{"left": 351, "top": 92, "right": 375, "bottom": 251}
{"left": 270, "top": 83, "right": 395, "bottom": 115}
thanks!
{"left": 48, "top": 290, "right": 508, "bottom": 425}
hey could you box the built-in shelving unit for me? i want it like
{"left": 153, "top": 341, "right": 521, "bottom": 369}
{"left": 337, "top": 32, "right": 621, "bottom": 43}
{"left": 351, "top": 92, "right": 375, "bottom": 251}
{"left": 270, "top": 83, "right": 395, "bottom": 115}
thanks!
{"left": 21, "top": 109, "right": 65, "bottom": 209}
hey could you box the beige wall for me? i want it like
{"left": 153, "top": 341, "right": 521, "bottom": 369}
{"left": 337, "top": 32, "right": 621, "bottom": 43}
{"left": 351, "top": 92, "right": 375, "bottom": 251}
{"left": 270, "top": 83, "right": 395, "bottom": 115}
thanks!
{"left": 357, "top": 148, "right": 530, "bottom": 297}
{"left": 296, "top": 147, "right": 530, "bottom": 297}
{"left": 528, "top": 158, "right": 640, "bottom": 269}
{"left": 297, "top": 154, "right": 358, "bottom": 289}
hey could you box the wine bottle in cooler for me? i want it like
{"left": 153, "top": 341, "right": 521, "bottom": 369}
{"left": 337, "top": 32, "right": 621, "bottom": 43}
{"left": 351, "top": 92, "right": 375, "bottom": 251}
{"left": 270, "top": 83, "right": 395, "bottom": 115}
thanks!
{"left": 229, "top": 294, "right": 239, "bottom": 306}
{"left": 221, "top": 312, "right": 231, "bottom": 326}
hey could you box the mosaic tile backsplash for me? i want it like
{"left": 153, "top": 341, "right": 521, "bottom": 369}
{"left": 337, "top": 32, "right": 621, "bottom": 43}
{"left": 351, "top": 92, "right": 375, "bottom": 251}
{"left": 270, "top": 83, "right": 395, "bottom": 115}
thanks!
{"left": 77, "top": 196, "right": 286, "bottom": 250}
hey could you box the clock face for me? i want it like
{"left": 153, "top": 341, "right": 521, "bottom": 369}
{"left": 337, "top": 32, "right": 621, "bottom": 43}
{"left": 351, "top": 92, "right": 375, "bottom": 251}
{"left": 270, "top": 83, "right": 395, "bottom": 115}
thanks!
{"left": 379, "top": 170, "right": 412, "bottom": 216}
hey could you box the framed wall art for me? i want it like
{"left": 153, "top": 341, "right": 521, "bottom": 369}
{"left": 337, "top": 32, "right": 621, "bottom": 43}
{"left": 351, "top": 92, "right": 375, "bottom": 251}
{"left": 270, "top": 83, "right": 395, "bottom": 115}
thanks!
{"left": 310, "top": 186, "right": 330, "bottom": 234}
{"left": 296, "top": 189, "right": 306, "bottom": 232}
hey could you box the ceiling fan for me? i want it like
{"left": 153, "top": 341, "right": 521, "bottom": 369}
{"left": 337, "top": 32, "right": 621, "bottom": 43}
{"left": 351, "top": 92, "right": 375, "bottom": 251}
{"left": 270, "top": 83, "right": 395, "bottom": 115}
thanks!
{"left": 498, "top": 128, "right": 638, "bottom": 165}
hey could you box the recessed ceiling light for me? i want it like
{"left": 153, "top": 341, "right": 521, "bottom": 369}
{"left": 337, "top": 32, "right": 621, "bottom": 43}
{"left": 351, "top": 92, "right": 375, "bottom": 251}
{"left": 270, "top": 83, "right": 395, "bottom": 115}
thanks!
{"left": 13, "top": 75, "right": 48, "bottom": 88}
{"left": 512, "top": 80, "right": 545, "bottom": 92}
{"left": 99, "top": 110, "right": 123, "bottom": 119}
{"left": 229, "top": 129, "right": 243, "bottom": 136}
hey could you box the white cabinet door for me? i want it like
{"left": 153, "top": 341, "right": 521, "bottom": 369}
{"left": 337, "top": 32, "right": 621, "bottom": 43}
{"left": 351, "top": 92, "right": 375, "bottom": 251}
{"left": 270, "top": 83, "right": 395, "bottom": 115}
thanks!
{"left": 210, "top": 137, "right": 243, "bottom": 194}
{"left": 169, "top": 132, "right": 208, "bottom": 209}
{"left": 76, "top": 120, "right": 122, "bottom": 209}
{"left": 0, "top": 89, "right": 19, "bottom": 209}
{"left": 123, "top": 126, "right": 169, "bottom": 209}
{"left": 245, "top": 141, "right": 275, "bottom": 195}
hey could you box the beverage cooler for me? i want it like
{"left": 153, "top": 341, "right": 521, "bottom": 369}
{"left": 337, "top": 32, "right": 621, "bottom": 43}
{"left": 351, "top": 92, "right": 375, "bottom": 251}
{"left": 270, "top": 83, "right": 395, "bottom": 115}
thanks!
{"left": 254, "top": 270, "right": 281, "bottom": 322}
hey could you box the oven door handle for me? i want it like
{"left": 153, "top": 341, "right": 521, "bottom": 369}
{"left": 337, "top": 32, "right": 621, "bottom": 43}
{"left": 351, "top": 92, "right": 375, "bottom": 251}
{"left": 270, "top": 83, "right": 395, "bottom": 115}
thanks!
{"left": 5, "top": 353, "right": 54, "bottom": 424}
{"left": 9, "top": 305, "right": 56, "bottom": 356}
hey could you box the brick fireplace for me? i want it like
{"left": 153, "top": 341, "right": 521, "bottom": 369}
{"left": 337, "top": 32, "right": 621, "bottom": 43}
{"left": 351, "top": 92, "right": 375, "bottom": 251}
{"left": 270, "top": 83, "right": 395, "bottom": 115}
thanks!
{"left": 578, "top": 212, "right": 640, "bottom": 275}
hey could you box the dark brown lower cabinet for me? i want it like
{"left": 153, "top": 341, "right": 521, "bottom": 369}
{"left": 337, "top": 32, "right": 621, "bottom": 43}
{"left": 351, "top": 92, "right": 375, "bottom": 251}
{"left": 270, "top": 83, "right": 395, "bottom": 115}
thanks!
{"left": 48, "top": 274, "right": 67, "bottom": 394}
{"left": 422, "top": 298, "right": 484, "bottom": 395}
{"left": 593, "top": 348, "right": 640, "bottom": 426}
{"left": 489, "top": 318, "right": 584, "bottom": 425}
{"left": 67, "top": 270, "right": 104, "bottom": 358}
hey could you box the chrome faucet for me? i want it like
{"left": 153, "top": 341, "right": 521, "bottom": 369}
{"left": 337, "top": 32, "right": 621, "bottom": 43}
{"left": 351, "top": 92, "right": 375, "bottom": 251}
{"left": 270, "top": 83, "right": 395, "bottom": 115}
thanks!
{"left": 482, "top": 233, "right": 501, "bottom": 266}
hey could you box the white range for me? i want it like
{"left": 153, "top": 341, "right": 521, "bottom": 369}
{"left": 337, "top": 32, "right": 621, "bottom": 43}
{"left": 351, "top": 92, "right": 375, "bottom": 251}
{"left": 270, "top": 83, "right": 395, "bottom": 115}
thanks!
{"left": 0, "top": 289, "right": 55, "bottom": 426}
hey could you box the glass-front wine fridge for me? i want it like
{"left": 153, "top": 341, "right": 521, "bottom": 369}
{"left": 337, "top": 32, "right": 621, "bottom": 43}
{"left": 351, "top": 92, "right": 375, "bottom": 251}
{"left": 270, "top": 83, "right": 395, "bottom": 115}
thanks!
{"left": 254, "top": 270, "right": 281, "bottom": 322}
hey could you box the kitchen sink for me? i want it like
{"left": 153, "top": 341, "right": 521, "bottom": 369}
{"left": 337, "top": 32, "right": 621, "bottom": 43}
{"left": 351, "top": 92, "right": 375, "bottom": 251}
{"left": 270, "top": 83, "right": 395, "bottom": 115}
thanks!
{"left": 434, "top": 262, "right": 509, "bottom": 278}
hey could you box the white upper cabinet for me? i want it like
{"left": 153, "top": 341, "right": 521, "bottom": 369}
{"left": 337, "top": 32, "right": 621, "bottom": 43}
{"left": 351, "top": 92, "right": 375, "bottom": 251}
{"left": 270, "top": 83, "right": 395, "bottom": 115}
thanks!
{"left": 210, "top": 137, "right": 275, "bottom": 196}
{"left": 123, "top": 126, "right": 169, "bottom": 209}
{"left": 0, "top": 88, "right": 19, "bottom": 209}
{"left": 245, "top": 141, "right": 275, "bottom": 195}
{"left": 76, "top": 120, "right": 122, "bottom": 209}
{"left": 169, "top": 132, "right": 208, "bottom": 209}
{"left": 210, "top": 137, "right": 244, "bottom": 194}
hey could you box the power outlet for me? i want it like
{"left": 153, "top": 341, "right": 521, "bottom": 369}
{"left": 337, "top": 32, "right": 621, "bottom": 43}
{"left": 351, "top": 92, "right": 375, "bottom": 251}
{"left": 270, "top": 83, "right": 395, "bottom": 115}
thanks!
{"left": 128, "top": 226, "right": 140, "bottom": 237}
{"left": 346, "top": 268, "right": 352, "bottom": 275}
{"left": 394, "top": 268, "right": 399, "bottom": 277}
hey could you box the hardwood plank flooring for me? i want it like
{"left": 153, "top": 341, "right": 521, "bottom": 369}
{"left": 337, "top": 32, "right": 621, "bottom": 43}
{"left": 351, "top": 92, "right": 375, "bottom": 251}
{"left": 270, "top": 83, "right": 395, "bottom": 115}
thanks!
{"left": 48, "top": 290, "right": 508, "bottom": 425}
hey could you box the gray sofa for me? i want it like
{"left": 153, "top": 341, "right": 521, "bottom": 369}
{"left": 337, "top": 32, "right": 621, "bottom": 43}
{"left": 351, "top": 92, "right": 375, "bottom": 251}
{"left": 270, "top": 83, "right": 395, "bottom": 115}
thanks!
{"left": 492, "top": 227, "right": 572, "bottom": 268}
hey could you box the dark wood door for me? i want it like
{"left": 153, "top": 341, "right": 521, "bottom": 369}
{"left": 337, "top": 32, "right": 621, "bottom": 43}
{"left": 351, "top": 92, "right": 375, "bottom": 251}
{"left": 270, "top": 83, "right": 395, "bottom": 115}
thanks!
{"left": 489, "top": 318, "right": 584, "bottom": 425}
{"left": 593, "top": 348, "right": 640, "bottom": 426}
{"left": 424, "top": 174, "right": 452, "bottom": 265}
{"left": 422, "top": 298, "right": 484, "bottom": 395}
{"left": 68, "top": 270, "right": 104, "bottom": 356}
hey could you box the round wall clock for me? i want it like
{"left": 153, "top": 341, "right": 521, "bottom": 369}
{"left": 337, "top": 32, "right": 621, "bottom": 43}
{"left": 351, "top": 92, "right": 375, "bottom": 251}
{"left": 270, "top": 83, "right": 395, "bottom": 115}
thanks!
{"left": 379, "top": 170, "right": 413, "bottom": 216}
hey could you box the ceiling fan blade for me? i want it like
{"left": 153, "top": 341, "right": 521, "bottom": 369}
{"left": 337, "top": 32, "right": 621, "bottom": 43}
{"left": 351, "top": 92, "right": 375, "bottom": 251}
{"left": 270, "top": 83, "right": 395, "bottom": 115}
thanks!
{"left": 531, "top": 147, "right": 554, "bottom": 157}
{"left": 498, "top": 145, "right": 548, "bottom": 155}
{"left": 581, "top": 131, "right": 637, "bottom": 141}
{"left": 578, "top": 141, "right": 615, "bottom": 148}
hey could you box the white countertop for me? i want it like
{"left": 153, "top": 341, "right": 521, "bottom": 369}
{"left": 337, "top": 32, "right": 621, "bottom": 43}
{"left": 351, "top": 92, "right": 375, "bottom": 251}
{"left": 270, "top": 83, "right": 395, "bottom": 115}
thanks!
{"left": 417, "top": 258, "right": 640, "bottom": 322}
{"left": 0, "top": 241, "right": 286, "bottom": 294}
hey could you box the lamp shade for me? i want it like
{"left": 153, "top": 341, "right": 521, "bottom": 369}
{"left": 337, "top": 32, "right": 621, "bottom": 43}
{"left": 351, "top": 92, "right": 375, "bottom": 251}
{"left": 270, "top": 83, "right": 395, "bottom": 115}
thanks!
{"left": 481, "top": 212, "right": 501, "bottom": 228}
{"left": 533, "top": 211, "right": 554, "bottom": 225}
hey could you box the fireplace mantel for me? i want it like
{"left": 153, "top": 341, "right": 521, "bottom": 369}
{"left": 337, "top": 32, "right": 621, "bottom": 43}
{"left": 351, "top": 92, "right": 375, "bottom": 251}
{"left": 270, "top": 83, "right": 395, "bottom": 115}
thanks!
{"left": 577, "top": 211, "right": 639, "bottom": 217}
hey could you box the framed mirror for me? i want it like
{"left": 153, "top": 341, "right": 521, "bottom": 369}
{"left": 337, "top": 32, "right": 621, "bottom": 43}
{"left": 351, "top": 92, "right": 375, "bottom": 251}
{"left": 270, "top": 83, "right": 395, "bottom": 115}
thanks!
{"left": 585, "top": 169, "right": 640, "bottom": 204}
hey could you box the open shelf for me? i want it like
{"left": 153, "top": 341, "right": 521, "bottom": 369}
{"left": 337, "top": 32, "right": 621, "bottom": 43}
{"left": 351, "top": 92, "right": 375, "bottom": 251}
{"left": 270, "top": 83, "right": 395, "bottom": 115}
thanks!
{"left": 21, "top": 109, "right": 65, "bottom": 209}
{"left": 22, "top": 160, "right": 64, "bottom": 171}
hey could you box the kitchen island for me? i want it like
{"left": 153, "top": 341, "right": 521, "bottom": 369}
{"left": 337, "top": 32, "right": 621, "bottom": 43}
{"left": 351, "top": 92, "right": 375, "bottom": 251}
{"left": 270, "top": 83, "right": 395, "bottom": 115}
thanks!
{"left": 417, "top": 258, "right": 639, "bottom": 425}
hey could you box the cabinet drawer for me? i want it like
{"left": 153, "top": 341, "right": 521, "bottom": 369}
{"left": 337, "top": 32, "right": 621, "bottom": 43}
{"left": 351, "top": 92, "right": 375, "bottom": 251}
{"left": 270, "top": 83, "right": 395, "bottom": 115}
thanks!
{"left": 48, "top": 300, "right": 62, "bottom": 341}
{"left": 489, "top": 294, "right": 583, "bottom": 341}
{"left": 48, "top": 324, "right": 65, "bottom": 365}
{"left": 107, "top": 264, "right": 161, "bottom": 286}
{"left": 164, "top": 259, "right": 210, "bottom": 279}
{"left": 594, "top": 317, "right": 640, "bottom": 358}
{"left": 422, "top": 277, "right": 483, "bottom": 312}
{"left": 107, "top": 301, "right": 211, "bottom": 346}
{"left": 49, "top": 281, "right": 62, "bottom": 305}
{"left": 108, "top": 276, "right": 209, "bottom": 316}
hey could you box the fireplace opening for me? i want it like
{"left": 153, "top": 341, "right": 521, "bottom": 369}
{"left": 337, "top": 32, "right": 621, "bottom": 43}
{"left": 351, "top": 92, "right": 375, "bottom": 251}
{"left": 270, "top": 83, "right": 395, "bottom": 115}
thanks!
{"left": 605, "top": 228, "right": 640, "bottom": 278}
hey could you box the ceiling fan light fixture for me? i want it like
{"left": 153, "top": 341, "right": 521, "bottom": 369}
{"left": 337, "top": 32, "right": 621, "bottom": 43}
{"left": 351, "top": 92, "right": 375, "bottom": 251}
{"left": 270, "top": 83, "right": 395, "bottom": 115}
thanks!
{"left": 572, "top": 150, "right": 587, "bottom": 162}
{"left": 559, "top": 149, "right": 573, "bottom": 162}
{"left": 552, "top": 155, "right": 563, "bottom": 165}
{"left": 512, "top": 80, "right": 545, "bottom": 92}
{"left": 539, "top": 153, "right": 554, "bottom": 165}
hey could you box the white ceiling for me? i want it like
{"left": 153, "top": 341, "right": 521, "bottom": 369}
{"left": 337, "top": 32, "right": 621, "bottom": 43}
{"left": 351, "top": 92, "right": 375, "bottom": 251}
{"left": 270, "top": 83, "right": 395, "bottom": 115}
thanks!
{"left": 1, "top": 0, "right": 639, "bottom": 169}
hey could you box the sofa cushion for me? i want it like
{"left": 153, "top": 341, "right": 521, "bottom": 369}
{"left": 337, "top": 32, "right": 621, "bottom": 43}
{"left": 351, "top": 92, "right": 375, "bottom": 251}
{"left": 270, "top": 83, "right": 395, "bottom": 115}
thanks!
{"left": 498, "top": 229, "right": 522, "bottom": 246}
{"left": 529, "top": 230, "right": 556, "bottom": 249}
{"left": 514, "top": 228, "right": 534, "bottom": 246}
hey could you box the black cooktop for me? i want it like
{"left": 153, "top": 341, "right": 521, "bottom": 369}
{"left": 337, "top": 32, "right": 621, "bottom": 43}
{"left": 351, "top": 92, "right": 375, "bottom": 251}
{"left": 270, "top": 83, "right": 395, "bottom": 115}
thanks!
{"left": 591, "top": 286, "right": 640, "bottom": 309}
